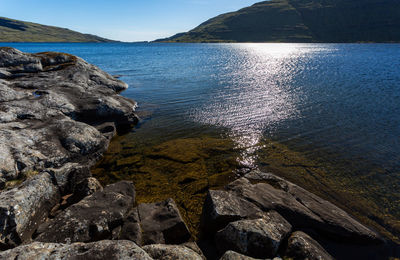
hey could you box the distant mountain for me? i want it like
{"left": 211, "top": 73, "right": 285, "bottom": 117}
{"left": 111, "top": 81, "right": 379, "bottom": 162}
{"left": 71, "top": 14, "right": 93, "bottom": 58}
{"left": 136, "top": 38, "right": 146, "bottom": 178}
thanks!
{"left": 0, "top": 17, "right": 115, "bottom": 42}
{"left": 156, "top": 0, "right": 400, "bottom": 43}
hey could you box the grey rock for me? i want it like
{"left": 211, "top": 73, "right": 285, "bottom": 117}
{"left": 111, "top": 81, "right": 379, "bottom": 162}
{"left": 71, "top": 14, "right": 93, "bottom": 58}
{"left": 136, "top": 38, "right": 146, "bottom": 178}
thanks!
{"left": 219, "top": 251, "right": 263, "bottom": 260}
{"left": 0, "top": 172, "right": 60, "bottom": 249}
{"left": 201, "top": 190, "right": 261, "bottom": 235}
{"left": 0, "top": 47, "right": 138, "bottom": 182}
{"left": 285, "top": 231, "right": 334, "bottom": 260}
{"left": 0, "top": 240, "right": 152, "bottom": 260}
{"left": 216, "top": 211, "right": 292, "bottom": 258}
{"left": 34, "top": 181, "right": 135, "bottom": 243}
{"left": 119, "top": 207, "right": 143, "bottom": 245}
{"left": 138, "top": 198, "right": 191, "bottom": 245}
{"left": 228, "top": 171, "right": 382, "bottom": 244}
{"left": 65, "top": 177, "right": 103, "bottom": 206}
{"left": 47, "top": 163, "right": 91, "bottom": 195}
{"left": 143, "top": 244, "right": 203, "bottom": 260}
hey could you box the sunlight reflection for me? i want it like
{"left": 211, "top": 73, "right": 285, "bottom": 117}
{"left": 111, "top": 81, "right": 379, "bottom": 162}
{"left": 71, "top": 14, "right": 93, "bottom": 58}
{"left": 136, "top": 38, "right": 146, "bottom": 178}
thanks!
{"left": 190, "top": 43, "right": 315, "bottom": 168}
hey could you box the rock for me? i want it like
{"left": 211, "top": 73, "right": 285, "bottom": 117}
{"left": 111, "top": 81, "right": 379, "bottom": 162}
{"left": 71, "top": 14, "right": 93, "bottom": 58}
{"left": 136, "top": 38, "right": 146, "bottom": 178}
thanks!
{"left": 201, "top": 190, "right": 261, "bottom": 236}
{"left": 47, "top": 163, "right": 91, "bottom": 195}
{"left": 0, "top": 47, "right": 138, "bottom": 182}
{"left": 0, "top": 178, "right": 5, "bottom": 190}
{"left": 143, "top": 244, "right": 204, "bottom": 260}
{"left": 119, "top": 207, "right": 143, "bottom": 245}
{"left": 0, "top": 172, "right": 60, "bottom": 249}
{"left": 285, "top": 231, "right": 334, "bottom": 260}
{"left": 34, "top": 181, "right": 135, "bottom": 243}
{"left": 215, "top": 211, "right": 292, "bottom": 258}
{"left": 138, "top": 198, "right": 191, "bottom": 245}
{"left": 219, "top": 251, "right": 264, "bottom": 260}
{"left": 0, "top": 240, "right": 152, "bottom": 260}
{"left": 65, "top": 177, "right": 103, "bottom": 206}
{"left": 228, "top": 172, "right": 382, "bottom": 244}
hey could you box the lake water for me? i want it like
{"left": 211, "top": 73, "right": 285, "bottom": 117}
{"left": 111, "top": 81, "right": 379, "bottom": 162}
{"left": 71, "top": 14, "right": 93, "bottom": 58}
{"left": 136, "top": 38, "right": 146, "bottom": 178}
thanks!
{"left": 3, "top": 42, "right": 400, "bottom": 246}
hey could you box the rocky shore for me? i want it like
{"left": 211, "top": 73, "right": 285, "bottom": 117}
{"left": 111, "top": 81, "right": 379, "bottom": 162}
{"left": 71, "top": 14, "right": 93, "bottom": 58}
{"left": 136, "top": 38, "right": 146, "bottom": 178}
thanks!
{"left": 0, "top": 48, "right": 387, "bottom": 259}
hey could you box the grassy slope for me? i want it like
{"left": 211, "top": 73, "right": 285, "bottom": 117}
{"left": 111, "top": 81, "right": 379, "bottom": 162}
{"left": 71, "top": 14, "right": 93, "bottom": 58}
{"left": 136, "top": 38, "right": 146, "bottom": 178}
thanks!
{"left": 157, "top": 0, "right": 400, "bottom": 43}
{"left": 0, "top": 17, "right": 114, "bottom": 42}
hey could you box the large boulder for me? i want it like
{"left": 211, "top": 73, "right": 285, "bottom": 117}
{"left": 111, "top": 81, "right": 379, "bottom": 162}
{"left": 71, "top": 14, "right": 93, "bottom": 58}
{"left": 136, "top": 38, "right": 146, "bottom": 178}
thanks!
{"left": 0, "top": 172, "right": 60, "bottom": 249}
{"left": 201, "top": 190, "right": 261, "bottom": 236}
{"left": 215, "top": 211, "right": 292, "bottom": 258}
{"left": 138, "top": 198, "right": 191, "bottom": 245}
{"left": 285, "top": 231, "right": 334, "bottom": 260}
{"left": 143, "top": 244, "right": 204, "bottom": 260}
{"left": 227, "top": 171, "right": 382, "bottom": 244}
{"left": 0, "top": 47, "right": 138, "bottom": 182}
{"left": 0, "top": 240, "right": 152, "bottom": 260}
{"left": 34, "top": 181, "right": 135, "bottom": 243}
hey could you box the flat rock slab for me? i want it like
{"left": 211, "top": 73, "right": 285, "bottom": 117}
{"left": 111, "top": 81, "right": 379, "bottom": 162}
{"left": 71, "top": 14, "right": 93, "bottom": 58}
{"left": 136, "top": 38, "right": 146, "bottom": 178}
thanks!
{"left": 143, "top": 244, "right": 204, "bottom": 260}
{"left": 227, "top": 171, "right": 382, "bottom": 244}
{"left": 0, "top": 240, "right": 152, "bottom": 260}
{"left": 35, "top": 181, "right": 135, "bottom": 243}
{"left": 216, "top": 211, "right": 292, "bottom": 258}
{"left": 0, "top": 47, "right": 138, "bottom": 182}
{"left": 138, "top": 198, "right": 191, "bottom": 245}
{"left": 285, "top": 231, "right": 333, "bottom": 260}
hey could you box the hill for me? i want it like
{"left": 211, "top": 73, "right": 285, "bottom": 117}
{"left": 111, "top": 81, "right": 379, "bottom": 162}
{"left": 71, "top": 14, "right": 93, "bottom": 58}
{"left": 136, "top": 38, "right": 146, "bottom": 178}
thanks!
{"left": 156, "top": 0, "right": 400, "bottom": 43}
{"left": 0, "top": 17, "right": 114, "bottom": 42}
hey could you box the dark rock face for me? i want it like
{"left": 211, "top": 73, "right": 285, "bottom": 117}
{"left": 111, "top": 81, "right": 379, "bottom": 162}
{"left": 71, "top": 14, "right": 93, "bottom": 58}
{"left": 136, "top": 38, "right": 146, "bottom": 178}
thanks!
{"left": 201, "top": 190, "right": 261, "bottom": 236}
{"left": 119, "top": 207, "right": 143, "bottom": 245}
{"left": 219, "top": 251, "right": 262, "bottom": 260}
{"left": 65, "top": 177, "right": 103, "bottom": 206}
{"left": 285, "top": 231, "right": 334, "bottom": 260}
{"left": 0, "top": 47, "right": 138, "bottom": 182}
{"left": 227, "top": 172, "right": 382, "bottom": 244}
{"left": 34, "top": 181, "right": 135, "bottom": 243}
{"left": 0, "top": 172, "right": 60, "bottom": 249}
{"left": 215, "top": 211, "right": 292, "bottom": 258}
{"left": 0, "top": 240, "right": 152, "bottom": 260}
{"left": 138, "top": 198, "right": 191, "bottom": 245}
{"left": 142, "top": 244, "right": 204, "bottom": 260}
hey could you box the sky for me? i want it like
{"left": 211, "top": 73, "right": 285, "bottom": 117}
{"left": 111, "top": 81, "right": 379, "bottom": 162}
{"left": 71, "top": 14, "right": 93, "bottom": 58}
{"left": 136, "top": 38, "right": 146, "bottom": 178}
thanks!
{"left": 0, "top": 0, "right": 260, "bottom": 42}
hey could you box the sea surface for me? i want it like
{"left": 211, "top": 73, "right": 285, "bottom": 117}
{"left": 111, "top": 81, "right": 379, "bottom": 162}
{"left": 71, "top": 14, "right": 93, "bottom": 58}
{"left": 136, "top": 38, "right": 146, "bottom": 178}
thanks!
{"left": 3, "top": 42, "right": 400, "bottom": 246}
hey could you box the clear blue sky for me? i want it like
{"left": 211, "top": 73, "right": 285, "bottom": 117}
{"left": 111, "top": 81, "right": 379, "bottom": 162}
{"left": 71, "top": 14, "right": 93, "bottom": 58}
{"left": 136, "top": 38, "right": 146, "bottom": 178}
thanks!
{"left": 0, "top": 0, "right": 260, "bottom": 42}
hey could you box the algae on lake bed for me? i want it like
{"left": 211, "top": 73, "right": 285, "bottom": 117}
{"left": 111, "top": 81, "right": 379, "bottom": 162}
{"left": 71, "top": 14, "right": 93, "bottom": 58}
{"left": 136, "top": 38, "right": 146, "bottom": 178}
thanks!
{"left": 92, "top": 135, "right": 246, "bottom": 238}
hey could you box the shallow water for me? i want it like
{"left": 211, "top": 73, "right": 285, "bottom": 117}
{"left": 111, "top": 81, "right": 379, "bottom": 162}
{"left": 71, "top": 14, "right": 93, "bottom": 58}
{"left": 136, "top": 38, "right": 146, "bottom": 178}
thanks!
{"left": 4, "top": 42, "right": 400, "bottom": 244}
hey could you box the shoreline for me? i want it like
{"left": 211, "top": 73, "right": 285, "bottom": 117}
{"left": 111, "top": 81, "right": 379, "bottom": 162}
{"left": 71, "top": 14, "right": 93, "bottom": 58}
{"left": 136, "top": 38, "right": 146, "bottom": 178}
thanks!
{"left": 0, "top": 47, "right": 398, "bottom": 259}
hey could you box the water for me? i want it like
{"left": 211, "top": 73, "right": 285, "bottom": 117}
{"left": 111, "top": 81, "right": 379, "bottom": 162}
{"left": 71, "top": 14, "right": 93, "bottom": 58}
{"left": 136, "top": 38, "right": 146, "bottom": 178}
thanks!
{"left": 3, "top": 42, "right": 400, "bottom": 244}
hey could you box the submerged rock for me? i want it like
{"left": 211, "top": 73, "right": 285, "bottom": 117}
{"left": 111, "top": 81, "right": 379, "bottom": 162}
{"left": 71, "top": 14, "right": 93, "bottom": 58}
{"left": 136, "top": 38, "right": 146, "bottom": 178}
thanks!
{"left": 215, "top": 211, "right": 292, "bottom": 258}
{"left": 34, "top": 181, "right": 135, "bottom": 243}
{"left": 285, "top": 231, "right": 333, "bottom": 260}
{"left": 0, "top": 240, "right": 152, "bottom": 260}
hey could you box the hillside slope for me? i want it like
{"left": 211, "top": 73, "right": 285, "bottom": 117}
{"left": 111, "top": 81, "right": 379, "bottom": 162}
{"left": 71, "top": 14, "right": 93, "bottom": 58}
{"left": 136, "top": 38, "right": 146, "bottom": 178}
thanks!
{"left": 157, "top": 0, "right": 400, "bottom": 43}
{"left": 0, "top": 17, "right": 114, "bottom": 42}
